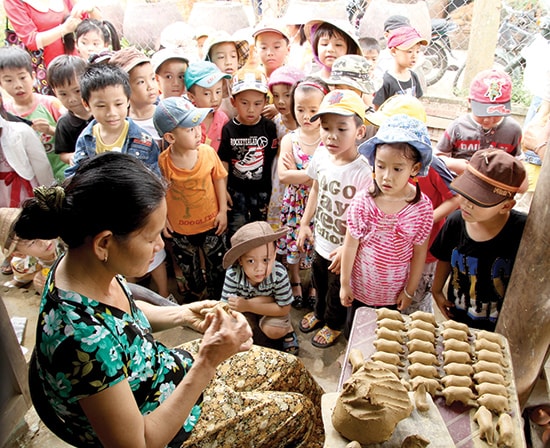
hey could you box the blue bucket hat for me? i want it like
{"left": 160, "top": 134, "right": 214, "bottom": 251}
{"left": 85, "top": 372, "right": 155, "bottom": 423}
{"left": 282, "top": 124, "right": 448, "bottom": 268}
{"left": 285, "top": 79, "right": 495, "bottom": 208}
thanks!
{"left": 358, "top": 114, "right": 433, "bottom": 176}
{"left": 153, "top": 97, "right": 212, "bottom": 136}
{"left": 185, "top": 61, "right": 231, "bottom": 90}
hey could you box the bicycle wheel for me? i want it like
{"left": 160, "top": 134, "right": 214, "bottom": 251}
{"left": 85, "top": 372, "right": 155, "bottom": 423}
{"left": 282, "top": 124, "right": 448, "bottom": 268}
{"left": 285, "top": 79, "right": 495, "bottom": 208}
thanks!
{"left": 421, "top": 40, "right": 449, "bottom": 86}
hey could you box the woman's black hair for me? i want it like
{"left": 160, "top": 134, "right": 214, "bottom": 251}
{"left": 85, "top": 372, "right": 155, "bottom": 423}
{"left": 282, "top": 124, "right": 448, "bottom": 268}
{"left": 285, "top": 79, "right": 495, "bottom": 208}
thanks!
{"left": 311, "top": 23, "right": 361, "bottom": 59}
{"left": 289, "top": 76, "right": 329, "bottom": 123}
{"left": 15, "top": 153, "right": 166, "bottom": 248}
{"left": 370, "top": 142, "right": 422, "bottom": 204}
{"left": 64, "top": 19, "right": 121, "bottom": 55}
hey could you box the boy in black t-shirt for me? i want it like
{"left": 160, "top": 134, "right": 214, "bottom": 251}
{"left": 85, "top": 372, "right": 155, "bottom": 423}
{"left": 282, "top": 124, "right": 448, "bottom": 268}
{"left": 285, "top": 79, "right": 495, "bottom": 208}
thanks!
{"left": 218, "top": 68, "right": 278, "bottom": 238}
{"left": 431, "top": 149, "right": 527, "bottom": 331}
{"left": 47, "top": 55, "right": 92, "bottom": 166}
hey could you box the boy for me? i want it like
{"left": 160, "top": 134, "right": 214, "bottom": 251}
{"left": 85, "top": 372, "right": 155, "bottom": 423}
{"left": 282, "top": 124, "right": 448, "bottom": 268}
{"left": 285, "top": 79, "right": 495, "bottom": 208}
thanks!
{"left": 296, "top": 89, "right": 372, "bottom": 348}
{"left": 109, "top": 47, "right": 161, "bottom": 144}
{"left": 358, "top": 36, "right": 382, "bottom": 90}
{"left": 153, "top": 96, "right": 228, "bottom": 301}
{"left": 66, "top": 64, "right": 160, "bottom": 177}
{"left": 218, "top": 68, "right": 278, "bottom": 238}
{"left": 151, "top": 48, "right": 189, "bottom": 100}
{"left": 436, "top": 69, "right": 523, "bottom": 175}
{"left": 431, "top": 149, "right": 527, "bottom": 331}
{"left": 221, "top": 221, "right": 299, "bottom": 355}
{"left": 0, "top": 46, "right": 67, "bottom": 181}
{"left": 47, "top": 55, "right": 92, "bottom": 166}
{"left": 373, "top": 26, "right": 426, "bottom": 109}
{"left": 253, "top": 23, "right": 291, "bottom": 78}
{"left": 185, "top": 60, "right": 231, "bottom": 152}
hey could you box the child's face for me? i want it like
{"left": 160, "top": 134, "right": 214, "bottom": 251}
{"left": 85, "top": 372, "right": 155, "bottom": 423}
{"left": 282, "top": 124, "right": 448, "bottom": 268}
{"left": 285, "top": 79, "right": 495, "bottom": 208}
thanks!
{"left": 471, "top": 113, "right": 503, "bottom": 130}
{"left": 155, "top": 59, "right": 187, "bottom": 98}
{"left": 294, "top": 88, "right": 324, "bottom": 130}
{"left": 332, "top": 84, "right": 363, "bottom": 98}
{"left": 317, "top": 32, "right": 348, "bottom": 68}
{"left": 167, "top": 125, "right": 202, "bottom": 151}
{"left": 239, "top": 243, "right": 275, "bottom": 286}
{"left": 210, "top": 42, "right": 239, "bottom": 75}
{"left": 14, "top": 238, "right": 57, "bottom": 260}
{"left": 0, "top": 68, "right": 34, "bottom": 104}
{"left": 270, "top": 83, "right": 292, "bottom": 116}
{"left": 373, "top": 144, "right": 421, "bottom": 198}
{"left": 196, "top": 35, "right": 209, "bottom": 60}
{"left": 187, "top": 81, "right": 223, "bottom": 110}
{"left": 362, "top": 49, "right": 379, "bottom": 70}
{"left": 458, "top": 195, "right": 511, "bottom": 223}
{"left": 231, "top": 90, "right": 266, "bottom": 125}
{"left": 84, "top": 85, "right": 129, "bottom": 133}
{"left": 320, "top": 114, "right": 365, "bottom": 158}
{"left": 76, "top": 29, "right": 107, "bottom": 62}
{"left": 255, "top": 32, "right": 289, "bottom": 74}
{"left": 129, "top": 62, "right": 158, "bottom": 108}
{"left": 52, "top": 76, "right": 89, "bottom": 118}
{"left": 391, "top": 44, "right": 421, "bottom": 69}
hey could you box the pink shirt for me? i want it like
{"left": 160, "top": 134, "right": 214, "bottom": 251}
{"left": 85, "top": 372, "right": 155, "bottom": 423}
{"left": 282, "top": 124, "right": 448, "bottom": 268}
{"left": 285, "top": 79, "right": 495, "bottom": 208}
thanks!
{"left": 347, "top": 191, "right": 433, "bottom": 307}
{"left": 201, "top": 109, "right": 229, "bottom": 152}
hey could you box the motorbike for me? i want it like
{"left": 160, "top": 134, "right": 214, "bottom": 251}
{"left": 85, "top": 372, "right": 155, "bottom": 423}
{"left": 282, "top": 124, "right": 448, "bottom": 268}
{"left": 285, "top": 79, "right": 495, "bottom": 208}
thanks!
{"left": 420, "top": 18, "right": 459, "bottom": 87}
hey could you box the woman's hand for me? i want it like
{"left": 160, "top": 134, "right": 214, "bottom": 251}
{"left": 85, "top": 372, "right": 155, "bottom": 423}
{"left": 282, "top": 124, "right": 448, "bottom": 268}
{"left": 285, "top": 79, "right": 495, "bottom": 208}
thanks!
{"left": 181, "top": 300, "right": 220, "bottom": 333}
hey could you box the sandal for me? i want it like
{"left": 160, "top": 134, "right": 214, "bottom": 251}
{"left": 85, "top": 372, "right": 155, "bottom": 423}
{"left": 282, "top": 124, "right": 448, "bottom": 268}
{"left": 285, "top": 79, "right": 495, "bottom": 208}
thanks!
{"left": 311, "top": 325, "right": 341, "bottom": 348}
{"left": 281, "top": 331, "right": 299, "bottom": 356}
{"left": 306, "top": 288, "right": 317, "bottom": 309}
{"left": 1, "top": 258, "right": 12, "bottom": 275}
{"left": 290, "top": 282, "right": 304, "bottom": 310}
{"left": 299, "top": 311, "right": 323, "bottom": 333}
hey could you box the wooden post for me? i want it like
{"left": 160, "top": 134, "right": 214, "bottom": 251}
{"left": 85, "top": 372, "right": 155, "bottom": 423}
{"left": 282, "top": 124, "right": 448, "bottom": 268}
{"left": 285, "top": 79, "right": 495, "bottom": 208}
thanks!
{"left": 460, "top": 0, "right": 501, "bottom": 91}
{"left": 496, "top": 152, "right": 550, "bottom": 409}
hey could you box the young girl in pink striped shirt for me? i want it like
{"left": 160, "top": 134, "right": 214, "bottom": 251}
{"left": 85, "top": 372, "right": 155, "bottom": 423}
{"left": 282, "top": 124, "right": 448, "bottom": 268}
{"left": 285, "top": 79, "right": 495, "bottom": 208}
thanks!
{"left": 339, "top": 114, "right": 434, "bottom": 336}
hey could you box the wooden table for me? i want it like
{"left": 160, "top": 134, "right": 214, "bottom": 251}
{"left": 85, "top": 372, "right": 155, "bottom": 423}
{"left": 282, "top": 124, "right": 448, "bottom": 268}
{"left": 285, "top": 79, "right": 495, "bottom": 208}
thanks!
{"left": 337, "top": 307, "right": 526, "bottom": 448}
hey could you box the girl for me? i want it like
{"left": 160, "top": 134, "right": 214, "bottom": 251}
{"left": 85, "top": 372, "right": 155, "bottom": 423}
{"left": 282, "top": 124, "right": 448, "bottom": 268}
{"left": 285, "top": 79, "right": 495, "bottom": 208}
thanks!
{"left": 67, "top": 18, "right": 120, "bottom": 62}
{"left": 340, "top": 114, "right": 434, "bottom": 336}
{"left": 266, "top": 66, "right": 304, "bottom": 230}
{"left": 304, "top": 18, "right": 362, "bottom": 80}
{"left": 278, "top": 77, "right": 329, "bottom": 309}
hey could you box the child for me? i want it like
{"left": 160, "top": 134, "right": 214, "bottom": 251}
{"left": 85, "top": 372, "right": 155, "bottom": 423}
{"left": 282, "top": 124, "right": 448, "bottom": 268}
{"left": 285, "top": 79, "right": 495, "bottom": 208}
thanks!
{"left": 221, "top": 221, "right": 299, "bottom": 355}
{"left": 109, "top": 47, "right": 161, "bottom": 144}
{"left": 430, "top": 149, "right": 527, "bottom": 331}
{"left": 340, "top": 114, "right": 434, "bottom": 335}
{"left": 184, "top": 61, "right": 231, "bottom": 152}
{"left": 304, "top": 18, "right": 362, "bottom": 79}
{"left": 0, "top": 46, "right": 67, "bottom": 181}
{"left": 436, "top": 69, "right": 523, "bottom": 175}
{"left": 218, "top": 68, "right": 278, "bottom": 238}
{"left": 265, "top": 65, "right": 304, "bottom": 230}
{"left": 296, "top": 89, "right": 372, "bottom": 348}
{"left": 151, "top": 48, "right": 189, "bottom": 100}
{"left": 278, "top": 77, "right": 328, "bottom": 309}
{"left": 47, "top": 55, "right": 92, "bottom": 166}
{"left": 0, "top": 206, "right": 65, "bottom": 290}
{"left": 70, "top": 19, "right": 121, "bottom": 62}
{"left": 373, "top": 26, "right": 426, "bottom": 109}
{"left": 66, "top": 63, "right": 160, "bottom": 177}
{"left": 153, "top": 97, "right": 228, "bottom": 301}
{"left": 253, "top": 23, "right": 291, "bottom": 78}
{"left": 358, "top": 36, "right": 382, "bottom": 90}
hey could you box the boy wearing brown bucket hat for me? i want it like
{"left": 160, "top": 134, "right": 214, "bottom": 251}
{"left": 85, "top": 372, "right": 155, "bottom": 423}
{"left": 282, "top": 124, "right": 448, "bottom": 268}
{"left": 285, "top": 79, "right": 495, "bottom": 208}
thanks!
{"left": 221, "top": 221, "right": 299, "bottom": 355}
{"left": 430, "top": 149, "right": 527, "bottom": 331}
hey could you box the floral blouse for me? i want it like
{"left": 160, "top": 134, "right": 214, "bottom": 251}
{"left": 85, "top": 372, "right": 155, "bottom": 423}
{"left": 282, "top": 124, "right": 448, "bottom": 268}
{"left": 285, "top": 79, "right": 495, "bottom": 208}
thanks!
{"left": 34, "top": 257, "right": 201, "bottom": 446}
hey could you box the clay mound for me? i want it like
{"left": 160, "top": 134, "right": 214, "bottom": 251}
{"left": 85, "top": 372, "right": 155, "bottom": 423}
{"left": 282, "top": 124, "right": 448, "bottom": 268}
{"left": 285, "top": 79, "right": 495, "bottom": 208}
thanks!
{"left": 332, "top": 361, "right": 413, "bottom": 444}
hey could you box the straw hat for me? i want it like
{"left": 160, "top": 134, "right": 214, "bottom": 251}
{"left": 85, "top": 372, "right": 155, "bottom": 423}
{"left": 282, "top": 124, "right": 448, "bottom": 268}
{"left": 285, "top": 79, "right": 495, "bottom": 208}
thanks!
{"left": 0, "top": 208, "right": 21, "bottom": 257}
{"left": 222, "top": 222, "right": 289, "bottom": 269}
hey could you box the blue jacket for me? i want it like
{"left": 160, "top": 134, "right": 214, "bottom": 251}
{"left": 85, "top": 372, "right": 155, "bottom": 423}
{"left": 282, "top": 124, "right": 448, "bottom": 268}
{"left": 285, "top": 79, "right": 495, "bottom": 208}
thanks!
{"left": 65, "top": 118, "right": 160, "bottom": 177}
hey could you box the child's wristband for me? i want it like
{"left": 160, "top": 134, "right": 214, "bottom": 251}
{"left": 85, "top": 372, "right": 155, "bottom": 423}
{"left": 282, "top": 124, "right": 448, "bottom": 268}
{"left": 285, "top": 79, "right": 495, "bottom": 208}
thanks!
{"left": 403, "top": 287, "right": 414, "bottom": 300}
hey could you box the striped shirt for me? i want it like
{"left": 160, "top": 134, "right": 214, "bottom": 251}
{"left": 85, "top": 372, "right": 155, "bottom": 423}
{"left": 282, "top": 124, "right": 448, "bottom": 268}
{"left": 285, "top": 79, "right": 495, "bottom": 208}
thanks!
{"left": 221, "top": 261, "right": 293, "bottom": 307}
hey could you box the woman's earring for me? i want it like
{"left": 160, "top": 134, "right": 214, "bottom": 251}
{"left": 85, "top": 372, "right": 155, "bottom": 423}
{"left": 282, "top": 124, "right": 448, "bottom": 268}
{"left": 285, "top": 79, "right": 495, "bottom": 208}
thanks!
{"left": 103, "top": 254, "right": 108, "bottom": 263}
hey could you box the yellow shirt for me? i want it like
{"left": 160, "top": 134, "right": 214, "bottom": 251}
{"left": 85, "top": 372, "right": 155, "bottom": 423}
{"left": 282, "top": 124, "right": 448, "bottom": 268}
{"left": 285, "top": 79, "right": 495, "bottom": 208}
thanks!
{"left": 93, "top": 121, "right": 129, "bottom": 153}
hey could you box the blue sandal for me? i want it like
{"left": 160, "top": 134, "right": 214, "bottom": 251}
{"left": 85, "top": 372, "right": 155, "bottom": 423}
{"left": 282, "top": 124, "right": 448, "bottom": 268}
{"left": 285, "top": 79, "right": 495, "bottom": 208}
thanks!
{"left": 282, "top": 331, "right": 299, "bottom": 356}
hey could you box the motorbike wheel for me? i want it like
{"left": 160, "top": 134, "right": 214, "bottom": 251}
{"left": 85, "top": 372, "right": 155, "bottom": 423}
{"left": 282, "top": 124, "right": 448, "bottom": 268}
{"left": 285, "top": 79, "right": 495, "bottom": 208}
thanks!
{"left": 421, "top": 40, "right": 449, "bottom": 86}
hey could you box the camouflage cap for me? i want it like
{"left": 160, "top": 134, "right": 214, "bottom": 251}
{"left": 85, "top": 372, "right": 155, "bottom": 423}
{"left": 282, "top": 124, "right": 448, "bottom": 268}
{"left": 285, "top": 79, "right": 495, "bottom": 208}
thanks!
{"left": 326, "top": 55, "right": 374, "bottom": 94}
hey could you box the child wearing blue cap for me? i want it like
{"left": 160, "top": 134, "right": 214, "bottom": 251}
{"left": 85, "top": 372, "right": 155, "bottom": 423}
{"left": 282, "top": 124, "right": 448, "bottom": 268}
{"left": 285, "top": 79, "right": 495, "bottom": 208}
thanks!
{"left": 153, "top": 97, "right": 228, "bottom": 301}
{"left": 340, "top": 114, "right": 434, "bottom": 336}
{"left": 185, "top": 61, "right": 231, "bottom": 152}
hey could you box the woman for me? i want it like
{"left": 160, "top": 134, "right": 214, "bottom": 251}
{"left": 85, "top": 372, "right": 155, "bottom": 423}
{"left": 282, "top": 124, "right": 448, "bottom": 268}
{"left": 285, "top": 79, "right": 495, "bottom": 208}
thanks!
{"left": 4, "top": 0, "right": 100, "bottom": 67}
{"left": 17, "top": 152, "right": 324, "bottom": 447}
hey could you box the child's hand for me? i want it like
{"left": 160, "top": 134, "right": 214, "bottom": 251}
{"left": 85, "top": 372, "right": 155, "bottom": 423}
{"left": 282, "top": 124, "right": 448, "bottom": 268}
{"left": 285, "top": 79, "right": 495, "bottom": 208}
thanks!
{"left": 432, "top": 290, "right": 455, "bottom": 319}
{"left": 328, "top": 247, "right": 343, "bottom": 274}
{"left": 297, "top": 226, "right": 313, "bottom": 252}
{"left": 227, "top": 296, "right": 247, "bottom": 313}
{"left": 261, "top": 104, "right": 278, "bottom": 120}
{"left": 397, "top": 291, "right": 412, "bottom": 311}
{"left": 214, "top": 211, "right": 227, "bottom": 236}
{"left": 340, "top": 285, "right": 354, "bottom": 307}
{"left": 281, "top": 150, "right": 297, "bottom": 170}
{"left": 32, "top": 118, "right": 54, "bottom": 135}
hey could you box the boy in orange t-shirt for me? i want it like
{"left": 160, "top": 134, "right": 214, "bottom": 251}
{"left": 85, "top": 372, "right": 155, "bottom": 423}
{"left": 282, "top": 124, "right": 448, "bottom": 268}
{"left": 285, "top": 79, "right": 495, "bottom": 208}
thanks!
{"left": 153, "top": 96, "right": 228, "bottom": 301}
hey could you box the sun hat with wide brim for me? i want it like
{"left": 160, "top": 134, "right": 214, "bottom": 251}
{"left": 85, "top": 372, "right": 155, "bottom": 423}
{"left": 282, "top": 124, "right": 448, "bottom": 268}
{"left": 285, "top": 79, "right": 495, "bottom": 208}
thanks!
{"left": 0, "top": 208, "right": 21, "bottom": 258}
{"left": 304, "top": 18, "right": 363, "bottom": 56}
{"left": 222, "top": 222, "right": 289, "bottom": 269}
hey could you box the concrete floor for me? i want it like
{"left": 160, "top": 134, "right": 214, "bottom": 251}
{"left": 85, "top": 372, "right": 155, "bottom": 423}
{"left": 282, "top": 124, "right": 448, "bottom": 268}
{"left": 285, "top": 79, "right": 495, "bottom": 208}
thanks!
{"left": 2, "top": 272, "right": 346, "bottom": 447}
